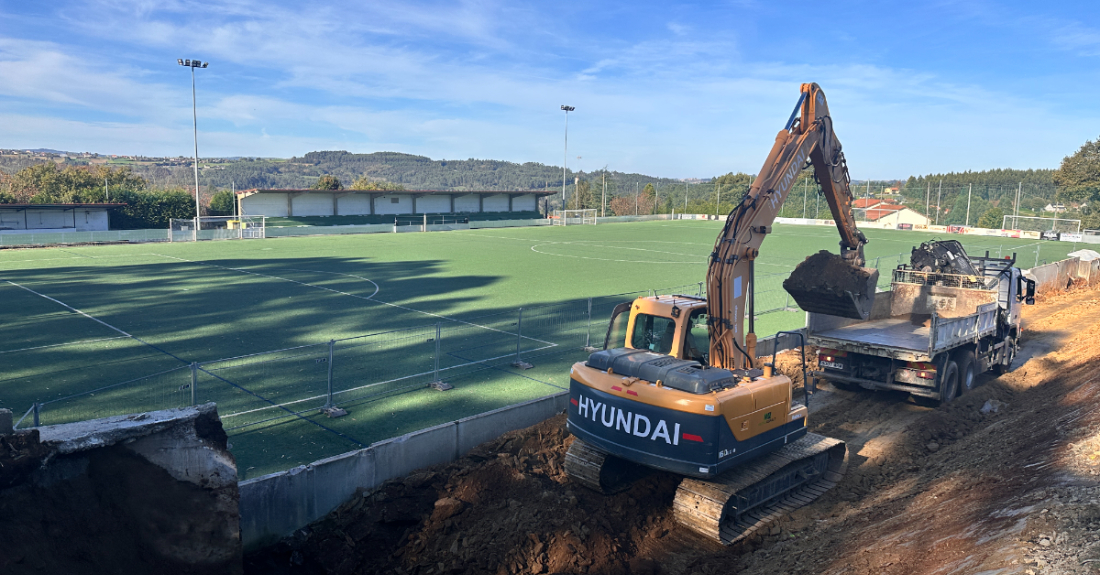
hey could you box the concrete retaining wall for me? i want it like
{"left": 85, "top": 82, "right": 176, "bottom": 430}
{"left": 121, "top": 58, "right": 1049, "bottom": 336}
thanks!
{"left": 1024, "top": 258, "right": 1080, "bottom": 293}
{"left": 238, "top": 393, "right": 569, "bottom": 550}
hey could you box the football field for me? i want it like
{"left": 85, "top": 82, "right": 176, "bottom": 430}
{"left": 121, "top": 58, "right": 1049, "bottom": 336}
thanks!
{"left": 0, "top": 220, "right": 1072, "bottom": 478}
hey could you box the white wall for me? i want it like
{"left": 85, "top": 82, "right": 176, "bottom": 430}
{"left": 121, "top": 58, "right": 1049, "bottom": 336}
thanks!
{"left": 291, "top": 193, "right": 334, "bottom": 217}
{"left": 482, "top": 194, "right": 509, "bottom": 212}
{"left": 337, "top": 195, "right": 371, "bottom": 216}
{"left": 454, "top": 194, "right": 480, "bottom": 212}
{"left": 374, "top": 194, "right": 413, "bottom": 215}
{"left": 241, "top": 193, "right": 289, "bottom": 217}
{"left": 511, "top": 194, "right": 535, "bottom": 212}
{"left": 75, "top": 210, "right": 109, "bottom": 231}
{"left": 0, "top": 209, "right": 110, "bottom": 231}
{"left": 0, "top": 210, "right": 25, "bottom": 230}
{"left": 416, "top": 195, "right": 451, "bottom": 213}
{"left": 27, "top": 209, "right": 71, "bottom": 229}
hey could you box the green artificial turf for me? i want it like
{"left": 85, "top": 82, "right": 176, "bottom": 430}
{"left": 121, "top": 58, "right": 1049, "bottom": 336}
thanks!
{"left": 0, "top": 221, "right": 1074, "bottom": 477}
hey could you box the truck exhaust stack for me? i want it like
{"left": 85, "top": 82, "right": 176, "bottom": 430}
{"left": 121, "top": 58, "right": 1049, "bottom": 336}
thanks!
{"left": 783, "top": 250, "right": 879, "bottom": 320}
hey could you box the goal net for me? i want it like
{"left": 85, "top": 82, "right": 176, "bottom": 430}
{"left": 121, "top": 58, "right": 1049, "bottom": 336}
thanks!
{"left": 552, "top": 209, "right": 597, "bottom": 226}
{"left": 170, "top": 216, "right": 266, "bottom": 242}
{"left": 1001, "top": 215, "right": 1081, "bottom": 234}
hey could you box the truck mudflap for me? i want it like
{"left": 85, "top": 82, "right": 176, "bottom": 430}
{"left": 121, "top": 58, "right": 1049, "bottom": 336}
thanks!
{"left": 565, "top": 379, "right": 807, "bottom": 480}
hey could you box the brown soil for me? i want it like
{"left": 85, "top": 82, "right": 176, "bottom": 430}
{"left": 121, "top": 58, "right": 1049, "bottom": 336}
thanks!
{"left": 246, "top": 282, "right": 1100, "bottom": 575}
{"left": 784, "top": 250, "right": 877, "bottom": 297}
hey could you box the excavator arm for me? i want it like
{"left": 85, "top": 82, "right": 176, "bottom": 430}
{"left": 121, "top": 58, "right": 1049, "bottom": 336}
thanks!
{"left": 707, "top": 83, "right": 876, "bottom": 370}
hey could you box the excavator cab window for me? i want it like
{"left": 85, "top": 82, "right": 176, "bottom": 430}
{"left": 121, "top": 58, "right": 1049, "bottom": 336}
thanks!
{"left": 631, "top": 313, "right": 678, "bottom": 354}
{"left": 603, "top": 302, "right": 632, "bottom": 350}
{"left": 683, "top": 308, "right": 710, "bottom": 365}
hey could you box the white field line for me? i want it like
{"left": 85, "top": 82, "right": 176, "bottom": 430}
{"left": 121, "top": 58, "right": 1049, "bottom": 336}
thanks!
{"left": 0, "top": 336, "right": 129, "bottom": 355}
{"left": 464, "top": 233, "right": 793, "bottom": 269}
{"left": 4, "top": 280, "right": 134, "bottom": 338}
{"left": 219, "top": 342, "right": 559, "bottom": 421}
{"left": 151, "top": 254, "right": 557, "bottom": 346}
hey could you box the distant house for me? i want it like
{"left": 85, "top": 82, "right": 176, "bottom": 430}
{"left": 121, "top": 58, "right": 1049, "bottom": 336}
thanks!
{"left": 853, "top": 198, "right": 887, "bottom": 210}
{"left": 1043, "top": 203, "right": 1066, "bottom": 213}
{"left": 863, "top": 204, "right": 930, "bottom": 227}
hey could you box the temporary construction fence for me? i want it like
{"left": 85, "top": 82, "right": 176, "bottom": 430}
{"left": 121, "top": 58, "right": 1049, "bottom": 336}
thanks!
{"left": 12, "top": 283, "right": 705, "bottom": 432}
{"left": 0, "top": 229, "right": 169, "bottom": 247}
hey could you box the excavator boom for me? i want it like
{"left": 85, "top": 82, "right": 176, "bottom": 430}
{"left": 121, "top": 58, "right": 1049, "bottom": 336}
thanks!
{"left": 707, "top": 83, "right": 877, "bottom": 370}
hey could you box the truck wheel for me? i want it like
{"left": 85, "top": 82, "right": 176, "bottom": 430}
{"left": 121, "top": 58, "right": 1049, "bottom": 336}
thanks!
{"left": 993, "top": 337, "right": 1015, "bottom": 375}
{"left": 937, "top": 361, "right": 959, "bottom": 405}
{"left": 956, "top": 349, "right": 977, "bottom": 393}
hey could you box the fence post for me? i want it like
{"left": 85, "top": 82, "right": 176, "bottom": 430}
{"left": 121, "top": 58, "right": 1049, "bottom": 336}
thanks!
{"left": 585, "top": 297, "right": 593, "bottom": 350}
{"left": 33, "top": 402, "right": 40, "bottom": 427}
{"left": 326, "top": 339, "right": 335, "bottom": 408}
{"left": 190, "top": 362, "right": 198, "bottom": 406}
{"left": 434, "top": 323, "right": 441, "bottom": 382}
{"left": 512, "top": 308, "right": 533, "bottom": 369}
{"left": 785, "top": 293, "right": 791, "bottom": 311}
{"left": 698, "top": 281, "right": 704, "bottom": 297}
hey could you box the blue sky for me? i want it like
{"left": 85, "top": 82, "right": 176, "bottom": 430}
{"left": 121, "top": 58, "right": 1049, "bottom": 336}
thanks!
{"left": 1, "top": 1, "right": 1099, "bottom": 179}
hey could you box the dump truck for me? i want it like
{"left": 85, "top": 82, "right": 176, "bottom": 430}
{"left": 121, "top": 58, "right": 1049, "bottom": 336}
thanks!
{"left": 807, "top": 240, "right": 1036, "bottom": 404}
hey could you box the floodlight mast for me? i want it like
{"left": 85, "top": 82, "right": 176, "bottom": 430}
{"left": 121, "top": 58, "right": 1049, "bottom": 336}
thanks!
{"left": 561, "top": 105, "right": 574, "bottom": 208}
{"left": 178, "top": 58, "right": 208, "bottom": 240}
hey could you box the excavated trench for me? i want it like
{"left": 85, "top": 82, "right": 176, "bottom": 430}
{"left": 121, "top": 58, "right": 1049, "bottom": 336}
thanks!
{"left": 246, "top": 282, "right": 1100, "bottom": 575}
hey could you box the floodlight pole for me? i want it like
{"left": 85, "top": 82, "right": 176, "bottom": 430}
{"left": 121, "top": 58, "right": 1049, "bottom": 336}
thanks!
{"left": 179, "top": 58, "right": 208, "bottom": 241}
{"left": 561, "top": 105, "right": 574, "bottom": 209}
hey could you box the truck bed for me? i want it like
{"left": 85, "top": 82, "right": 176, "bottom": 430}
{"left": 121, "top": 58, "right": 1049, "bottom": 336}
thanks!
{"left": 808, "top": 301, "right": 1000, "bottom": 362}
{"left": 812, "top": 317, "right": 929, "bottom": 351}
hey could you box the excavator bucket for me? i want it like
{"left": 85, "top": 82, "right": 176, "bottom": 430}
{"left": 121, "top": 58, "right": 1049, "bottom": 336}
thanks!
{"left": 783, "top": 250, "right": 879, "bottom": 320}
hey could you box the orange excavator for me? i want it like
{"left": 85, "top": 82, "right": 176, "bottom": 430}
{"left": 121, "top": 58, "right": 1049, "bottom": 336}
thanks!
{"left": 564, "top": 83, "right": 878, "bottom": 544}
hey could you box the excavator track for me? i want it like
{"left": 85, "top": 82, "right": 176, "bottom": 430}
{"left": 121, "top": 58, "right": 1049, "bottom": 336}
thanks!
{"left": 672, "top": 433, "right": 847, "bottom": 545}
{"left": 564, "top": 439, "right": 644, "bottom": 494}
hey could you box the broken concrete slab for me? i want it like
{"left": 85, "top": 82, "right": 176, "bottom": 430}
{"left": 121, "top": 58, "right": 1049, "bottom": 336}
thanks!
{"left": 1, "top": 403, "right": 242, "bottom": 574}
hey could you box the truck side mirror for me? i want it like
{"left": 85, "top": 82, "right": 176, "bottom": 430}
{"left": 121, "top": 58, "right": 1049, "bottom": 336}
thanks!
{"left": 1017, "top": 276, "right": 1036, "bottom": 304}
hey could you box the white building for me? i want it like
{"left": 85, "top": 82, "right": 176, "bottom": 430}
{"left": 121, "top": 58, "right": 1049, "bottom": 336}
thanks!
{"left": 0, "top": 203, "right": 123, "bottom": 233}
{"left": 236, "top": 189, "right": 556, "bottom": 218}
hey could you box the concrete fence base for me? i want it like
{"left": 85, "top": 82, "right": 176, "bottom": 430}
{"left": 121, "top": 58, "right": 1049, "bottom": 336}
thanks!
{"left": 239, "top": 392, "right": 569, "bottom": 550}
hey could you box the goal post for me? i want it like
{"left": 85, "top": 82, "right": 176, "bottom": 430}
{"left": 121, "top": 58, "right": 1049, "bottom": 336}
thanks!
{"left": 552, "top": 209, "right": 597, "bottom": 226}
{"left": 1001, "top": 215, "right": 1081, "bottom": 234}
{"left": 170, "top": 216, "right": 266, "bottom": 242}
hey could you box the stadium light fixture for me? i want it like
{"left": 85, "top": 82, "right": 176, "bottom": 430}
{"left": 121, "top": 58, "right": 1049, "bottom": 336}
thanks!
{"left": 178, "top": 58, "right": 209, "bottom": 240}
{"left": 561, "top": 105, "right": 574, "bottom": 207}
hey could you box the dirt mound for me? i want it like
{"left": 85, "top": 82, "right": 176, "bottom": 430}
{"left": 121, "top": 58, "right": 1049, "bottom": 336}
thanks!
{"left": 246, "top": 417, "right": 684, "bottom": 575}
{"left": 247, "top": 281, "right": 1100, "bottom": 575}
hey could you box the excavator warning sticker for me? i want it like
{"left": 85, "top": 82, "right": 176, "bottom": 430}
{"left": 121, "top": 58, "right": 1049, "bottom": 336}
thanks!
{"left": 733, "top": 277, "right": 742, "bottom": 298}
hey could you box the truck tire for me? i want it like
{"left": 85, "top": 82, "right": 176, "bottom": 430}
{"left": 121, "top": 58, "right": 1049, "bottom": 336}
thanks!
{"left": 937, "top": 361, "right": 959, "bottom": 405}
{"left": 956, "top": 349, "right": 977, "bottom": 393}
{"left": 993, "top": 337, "right": 1015, "bottom": 375}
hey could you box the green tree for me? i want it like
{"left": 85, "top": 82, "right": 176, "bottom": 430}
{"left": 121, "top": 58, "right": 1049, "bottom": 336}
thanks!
{"left": 208, "top": 190, "right": 235, "bottom": 215}
{"left": 9, "top": 163, "right": 146, "bottom": 203}
{"left": 312, "top": 175, "right": 342, "bottom": 190}
{"left": 568, "top": 180, "right": 596, "bottom": 210}
{"left": 641, "top": 183, "right": 656, "bottom": 214}
{"left": 350, "top": 176, "right": 405, "bottom": 191}
{"left": 109, "top": 189, "right": 195, "bottom": 229}
{"left": 977, "top": 206, "right": 1005, "bottom": 229}
{"left": 1054, "top": 137, "right": 1100, "bottom": 205}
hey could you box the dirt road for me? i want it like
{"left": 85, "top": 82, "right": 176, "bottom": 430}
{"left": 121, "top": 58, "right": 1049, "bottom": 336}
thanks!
{"left": 246, "top": 283, "right": 1100, "bottom": 575}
